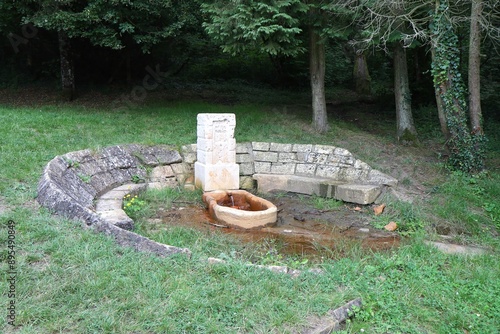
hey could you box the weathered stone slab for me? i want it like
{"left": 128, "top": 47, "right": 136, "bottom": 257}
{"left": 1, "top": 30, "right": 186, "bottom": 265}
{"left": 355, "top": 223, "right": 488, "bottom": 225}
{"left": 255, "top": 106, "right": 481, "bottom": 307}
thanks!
{"left": 148, "top": 179, "right": 178, "bottom": 190}
{"left": 252, "top": 142, "right": 270, "bottom": 151}
{"left": 271, "top": 162, "right": 296, "bottom": 174}
{"left": 94, "top": 222, "right": 191, "bottom": 257}
{"left": 313, "top": 144, "right": 335, "bottom": 154}
{"left": 254, "top": 161, "right": 271, "bottom": 174}
{"left": 253, "top": 174, "right": 289, "bottom": 193}
{"left": 239, "top": 162, "right": 254, "bottom": 175}
{"left": 180, "top": 144, "right": 197, "bottom": 164}
{"left": 253, "top": 151, "right": 278, "bottom": 162}
{"left": 278, "top": 152, "right": 298, "bottom": 163}
{"left": 194, "top": 162, "right": 239, "bottom": 191}
{"left": 292, "top": 144, "right": 313, "bottom": 153}
{"left": 365, "top": 169, "right": 398, "bottom": 186}
{"left": 236, "top": 142, "right": 251, "bottom": 154}
{"left": 296, "top": 163, "right": 317, "bottom": 176}
{"left": 424, "top": 241, "right": 488, "bottom": 255}
{"left": 154, "top": 148, "right": 182, "bottom": 165}
{"left": 98, "top": 209, "right": 134, "bottom": 230}
{"left": 270, "top": 143, "right": 292, "bottom": 152}
{"left": 95, "top": 198, "right": 122, "bottom": 212}
{"left": 150, "top": 165, "right": 175, "bottom": 182}
{"left": 335, "top": 184, "right": 382, "bottom": 204}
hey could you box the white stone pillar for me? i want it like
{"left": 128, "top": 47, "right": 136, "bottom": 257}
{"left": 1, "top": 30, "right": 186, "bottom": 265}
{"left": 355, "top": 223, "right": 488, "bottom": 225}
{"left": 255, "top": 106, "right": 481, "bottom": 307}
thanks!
{"left": 194, "top": 113, "right": 240, "bottom": 191}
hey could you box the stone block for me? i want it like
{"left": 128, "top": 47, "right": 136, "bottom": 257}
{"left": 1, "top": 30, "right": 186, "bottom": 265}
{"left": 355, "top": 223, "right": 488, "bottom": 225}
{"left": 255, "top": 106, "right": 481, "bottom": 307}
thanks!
{"left": 236, "top": 153, "right": 253, "bottom": 163}
{"left": 253, "top": 151, "right": 278, "bottom": 162}
{"left": 239, "top": 176, "right": 255, "bottom": 190}
{"left": 154, "top": 148, "right": 182, "bottom": 165}
{"left": 252, "top": 142, "right": 270, "bottom": 151}
{"left": 306, "top": 152, "right": 328, "bottom": 164}
{"left": 271, "top": 162, "right": 296, "bottom": 174}
{"left": 253, "top": 174, "right": 289, "bottom": 193}
{"left": 316, "top": 165, "right": 341, "bottom": 179}
{"left": 194, "top": 161, "right": 239, "bottom": 191}
{"left": 296, "top": 163, "right": 317, "bottom": 176}
{"left": 354, "top": 159, "right": 371, "bottom": 170}
{"left": 286, "top": 175, "right": 325, "bottom": 196}
{"left": 334, "top": 147, "right": 352, "bottom": 157}
{"left": 98, "top": 209, "right": 134, "bottom": 230}
{"left": 339, "top": 167, "right": 367, "bottom": 182}
{"left": 148, "top": 179, "right": 178, "bottom": 189}
{"left": 236, "top": 142, "right": 252, "bottom": 154}
{"left": 90, "top": 172, "right": 117, "bottom": 195}
{"left": 93, "top": 222, "right": 191, "bottom": 257}
{"left": 278, "top": 152, "right": 297, "bottom": 162}
{"left": 171, "top": 163, "right": 192, "bottom": 175}
{"left": 254, "top": 162, "right": 271, "bottom": 173}
{"left": 150, "top": 165, "right": 175, "bottom": 182}
{"left": 60, "top": 169, "right": 96, "bottom": 205}
{"left": 365, "top": 170, "right": 398, "bottom": 186}
{"left": 238, "top": 162, "right": 254, "bottom": 175}
{"left": 76, "top": 161, "right": 103, "bottom": 177}
{"left": 270, "top": 143, "right": 292, "bottom": 152}
{"left": 335, "top": 184, "right": 382, "bottom": 204}
{"left": 313, "top": 144, "right": 335, "bottom": 154}
{"left": 63, "top": 149, "right": 94, "bottom": 163}
{"left": 95, "top": 198, "right": 123, "bottom": 212}
{"left": 292, "top": 144, "right": 313, "bottom": 153}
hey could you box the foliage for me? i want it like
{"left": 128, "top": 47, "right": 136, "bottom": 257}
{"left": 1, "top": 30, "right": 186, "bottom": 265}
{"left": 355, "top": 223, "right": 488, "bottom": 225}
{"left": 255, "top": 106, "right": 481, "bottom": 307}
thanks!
{"left": 0, "top": 93, "right": 499, "bottom": 332}
{"left": 123, "top": 194, "right": 147, "bottom": 219}
{"left": 9, "top": 0, "right": 191, "bottom": 53}
{"left": 430, "top": 1, "right": 486, "bottom": 173}
{"left": 202, "top": 0, "right": 308, "bottom": 57}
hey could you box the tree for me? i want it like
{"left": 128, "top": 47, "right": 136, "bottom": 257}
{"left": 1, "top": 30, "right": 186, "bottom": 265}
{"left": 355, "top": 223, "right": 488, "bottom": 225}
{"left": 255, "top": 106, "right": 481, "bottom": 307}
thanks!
{"left": 394, "top": 41, "right": 418, "bottom": 143}
{"left": 340, "top": 0, "right": 494, "bottom": 172}
{"left": 203, "top": 0, "right": 340, "bottom": 133}
{"left": 8, "top": 0, "right": 189, "bottom": 100}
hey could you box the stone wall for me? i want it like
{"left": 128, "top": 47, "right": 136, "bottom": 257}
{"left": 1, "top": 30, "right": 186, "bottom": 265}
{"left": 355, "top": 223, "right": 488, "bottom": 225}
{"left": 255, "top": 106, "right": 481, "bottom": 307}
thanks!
{"left": 181, "top": 141, "right": 397, "bottom": 189}
{"left": 37, "top": 144, "right": 193, "bottom": 225}
{"left": 38, "top": 142, "right": 397, "bottom": 225}
{"left": 37, "top": 142, "right": 397, "bottom": 256}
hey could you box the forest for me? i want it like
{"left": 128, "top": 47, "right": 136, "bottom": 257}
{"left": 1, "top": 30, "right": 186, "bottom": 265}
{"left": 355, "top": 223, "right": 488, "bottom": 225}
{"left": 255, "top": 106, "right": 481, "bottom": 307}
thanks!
{"left": 1, "top": 0, "right": 499, "bottom": 171}
{"left": 1, "top": 2, "right": 500, "bottom": 332}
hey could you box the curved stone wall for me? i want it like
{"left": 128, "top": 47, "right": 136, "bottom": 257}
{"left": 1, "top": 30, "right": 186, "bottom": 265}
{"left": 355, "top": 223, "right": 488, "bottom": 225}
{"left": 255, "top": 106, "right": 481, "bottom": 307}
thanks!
{"left": 37, "top": 142, "right": 397, "bottom": 256}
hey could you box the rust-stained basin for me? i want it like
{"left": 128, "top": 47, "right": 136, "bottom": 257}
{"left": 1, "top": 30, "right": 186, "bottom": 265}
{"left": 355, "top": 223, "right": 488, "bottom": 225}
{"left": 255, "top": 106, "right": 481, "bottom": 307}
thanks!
{"left": 202, "top": 190, "right": 277, "bottom": 229}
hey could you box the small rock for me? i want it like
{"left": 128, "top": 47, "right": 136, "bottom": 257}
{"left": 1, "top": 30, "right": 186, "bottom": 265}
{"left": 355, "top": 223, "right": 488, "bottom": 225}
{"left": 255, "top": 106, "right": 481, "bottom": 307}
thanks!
{"left": 384, "top": 221, "right": 398, "bottom": 231}
{"left": 359, "top": 228, "right": 370, "bottom": 233}
{"left": 373, "top": 203, "right": 386, "bottom": 215}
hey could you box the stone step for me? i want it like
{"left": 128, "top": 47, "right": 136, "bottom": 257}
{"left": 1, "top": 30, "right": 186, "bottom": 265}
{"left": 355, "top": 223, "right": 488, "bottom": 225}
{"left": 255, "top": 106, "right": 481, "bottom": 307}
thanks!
{"left": 253, "top": 174, "right": 382, "bottom": 205}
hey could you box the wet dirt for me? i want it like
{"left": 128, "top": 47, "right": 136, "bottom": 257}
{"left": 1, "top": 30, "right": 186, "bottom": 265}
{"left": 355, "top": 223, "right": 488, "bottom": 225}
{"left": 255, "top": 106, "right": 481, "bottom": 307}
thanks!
{"left": 152, "top": 193, "right": 400, "bottom": 256}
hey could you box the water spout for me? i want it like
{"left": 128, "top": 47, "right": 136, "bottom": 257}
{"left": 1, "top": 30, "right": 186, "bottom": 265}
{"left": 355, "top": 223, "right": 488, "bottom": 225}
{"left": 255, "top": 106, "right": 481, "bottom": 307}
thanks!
{"left": 227, "top": 191, "right": 235, "bottom": 207}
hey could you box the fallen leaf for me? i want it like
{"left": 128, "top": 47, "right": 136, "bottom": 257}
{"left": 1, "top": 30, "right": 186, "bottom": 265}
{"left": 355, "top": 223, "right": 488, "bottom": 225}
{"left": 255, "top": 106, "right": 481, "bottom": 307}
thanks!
{"left": 384, "top": 221, "right": 398, "bottom": 231}
{"left": 354, "top": 206, "right": 362, "bottom": 212}
{"left": 373, "top": 203, "right": 386, "bottom": 215}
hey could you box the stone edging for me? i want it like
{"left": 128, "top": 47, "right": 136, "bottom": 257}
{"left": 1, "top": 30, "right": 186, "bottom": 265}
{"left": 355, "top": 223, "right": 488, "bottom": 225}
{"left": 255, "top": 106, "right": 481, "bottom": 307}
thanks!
{"left": 37, "top": 142, "right": 398, "bottom": 258}
{"left": 37, "top": 144, "right": 193, "bottom": 257}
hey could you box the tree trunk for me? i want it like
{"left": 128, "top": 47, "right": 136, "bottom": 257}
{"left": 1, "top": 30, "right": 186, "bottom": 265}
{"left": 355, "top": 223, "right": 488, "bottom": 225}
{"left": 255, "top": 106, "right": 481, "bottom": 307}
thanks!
{"left": 309, "top": 28, "right": 329, "bottom": 133}
{"left": 394, "top": 42, "right": 418, "bottom": 144}
{"left": 58, "top": 30, "right": 75, "bottom": 101}
{"left": 468, "top": 0, "right": 483, "bottom": 135}
{"left": 431, "top": 0, "right": 484, "bottom": 172}
{"left": 353, "top": 51, "right": 371, "bottom": 95}
{"left": 431, "top": 47, "right": 449, "bottom": 139}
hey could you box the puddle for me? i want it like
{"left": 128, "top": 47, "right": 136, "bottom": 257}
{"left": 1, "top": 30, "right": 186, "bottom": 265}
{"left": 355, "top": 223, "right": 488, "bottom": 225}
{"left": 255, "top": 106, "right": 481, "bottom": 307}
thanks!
{"left": 151, "top": 194, "right": 399, "bottom": 256}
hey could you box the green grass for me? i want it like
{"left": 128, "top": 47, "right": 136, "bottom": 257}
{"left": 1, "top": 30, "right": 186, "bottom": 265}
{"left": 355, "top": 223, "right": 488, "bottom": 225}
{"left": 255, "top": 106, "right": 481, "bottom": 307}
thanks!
{"left": 1, "top": 87, "right": 499, "bottom": 333}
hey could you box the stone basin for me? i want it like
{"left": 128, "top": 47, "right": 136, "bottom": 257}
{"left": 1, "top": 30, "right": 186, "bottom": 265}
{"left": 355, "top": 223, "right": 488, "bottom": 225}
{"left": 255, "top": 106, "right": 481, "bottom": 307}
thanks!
{"left": 202, "top": 190, "right": 277, "bottom": 229}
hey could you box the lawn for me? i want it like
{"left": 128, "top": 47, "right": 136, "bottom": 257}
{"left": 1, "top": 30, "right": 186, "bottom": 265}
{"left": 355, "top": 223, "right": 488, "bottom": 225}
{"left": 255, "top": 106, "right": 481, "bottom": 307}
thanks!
{"left": 1, "top": 86, "right": 499, "bottom": 333}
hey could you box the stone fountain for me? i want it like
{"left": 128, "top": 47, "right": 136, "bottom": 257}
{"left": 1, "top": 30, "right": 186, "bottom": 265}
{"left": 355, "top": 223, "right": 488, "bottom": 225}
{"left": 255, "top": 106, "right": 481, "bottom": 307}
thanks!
{"left": 195, "top": 113, "right": 277, "bottom": 229}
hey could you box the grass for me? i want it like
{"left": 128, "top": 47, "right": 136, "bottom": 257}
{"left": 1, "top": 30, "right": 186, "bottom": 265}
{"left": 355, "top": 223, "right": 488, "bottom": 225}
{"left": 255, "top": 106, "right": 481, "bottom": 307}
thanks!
{"left": 0, "top": 85, "right": 499, "bottom": 333}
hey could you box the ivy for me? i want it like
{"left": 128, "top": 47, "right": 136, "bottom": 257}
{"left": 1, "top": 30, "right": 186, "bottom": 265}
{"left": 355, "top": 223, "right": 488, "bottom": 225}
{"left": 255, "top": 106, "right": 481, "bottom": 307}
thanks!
{"left": 430, "top": 1, "right": 486, "bottom": 174}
